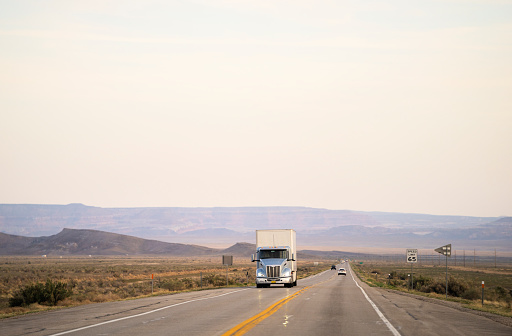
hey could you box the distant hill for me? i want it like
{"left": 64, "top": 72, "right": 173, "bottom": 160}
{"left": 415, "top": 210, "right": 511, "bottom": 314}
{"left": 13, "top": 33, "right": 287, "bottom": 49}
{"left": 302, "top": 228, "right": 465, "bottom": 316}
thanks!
{"left": 0, "top": 231, "right": 33, "bottom": 250}
{"left": 0, "top": 204, "right": 509, "bottom": 251}
{"left": 0, "top": 228, "right": 219, "bottom": 256}
{"left": 0, "top": 204, "right": 381, "bottom": 237}
{"left": 301, "top": 217, "right": 512, "bottom": 250}
{"left": 221, "top": 242, "right": 255, "bottom": 257}
{"left": 0, "top": 229, "right": 347, "bottom": 259}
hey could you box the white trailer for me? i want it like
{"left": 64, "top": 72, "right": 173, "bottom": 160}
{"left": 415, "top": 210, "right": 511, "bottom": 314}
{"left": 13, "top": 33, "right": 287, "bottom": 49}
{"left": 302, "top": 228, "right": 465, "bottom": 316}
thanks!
{"left": 252, "top": 229, "right": 297, "bottom": 288}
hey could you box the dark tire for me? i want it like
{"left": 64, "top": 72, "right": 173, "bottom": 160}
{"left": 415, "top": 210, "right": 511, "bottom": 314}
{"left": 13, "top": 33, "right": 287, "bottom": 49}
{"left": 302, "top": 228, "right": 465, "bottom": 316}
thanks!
{"left": 256, "top": 284, "right": 262, "bottom": 288}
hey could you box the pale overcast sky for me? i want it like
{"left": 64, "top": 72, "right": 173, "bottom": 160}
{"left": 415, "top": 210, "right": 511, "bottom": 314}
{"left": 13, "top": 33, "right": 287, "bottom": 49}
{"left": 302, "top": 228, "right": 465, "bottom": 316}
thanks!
{"left": 1, "top": 0, "right": 511, "bottom": 217}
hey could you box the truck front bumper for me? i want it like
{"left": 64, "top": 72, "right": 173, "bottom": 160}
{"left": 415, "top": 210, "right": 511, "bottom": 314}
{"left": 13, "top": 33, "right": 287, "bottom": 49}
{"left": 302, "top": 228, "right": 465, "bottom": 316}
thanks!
{"left": 256, "top": 276, "right": 293, "bottom": 285}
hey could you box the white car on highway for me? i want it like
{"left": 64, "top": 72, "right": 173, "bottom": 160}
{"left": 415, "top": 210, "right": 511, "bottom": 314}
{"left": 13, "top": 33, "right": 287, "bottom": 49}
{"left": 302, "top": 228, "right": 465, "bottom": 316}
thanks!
{"left": 338, "top": 268, "right": 347, "bottom": 276}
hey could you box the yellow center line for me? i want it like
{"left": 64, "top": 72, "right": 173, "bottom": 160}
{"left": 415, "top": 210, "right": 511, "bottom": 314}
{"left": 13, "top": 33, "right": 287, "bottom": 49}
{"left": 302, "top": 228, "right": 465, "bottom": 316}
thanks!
{"left": 222, "top": 272, "right": 336, "bottom": 336}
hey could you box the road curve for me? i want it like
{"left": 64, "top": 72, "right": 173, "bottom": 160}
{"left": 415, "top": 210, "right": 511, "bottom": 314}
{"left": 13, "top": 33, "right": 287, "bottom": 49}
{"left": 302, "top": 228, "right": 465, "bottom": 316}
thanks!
{"left": 1, "top": 263, "right": 511, "bottom": 336}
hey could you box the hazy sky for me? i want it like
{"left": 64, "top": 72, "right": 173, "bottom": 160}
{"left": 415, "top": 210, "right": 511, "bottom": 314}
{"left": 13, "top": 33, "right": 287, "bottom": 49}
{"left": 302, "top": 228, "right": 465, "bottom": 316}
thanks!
{"left": 1, "top": 0, "right": 511, "bottom": 217}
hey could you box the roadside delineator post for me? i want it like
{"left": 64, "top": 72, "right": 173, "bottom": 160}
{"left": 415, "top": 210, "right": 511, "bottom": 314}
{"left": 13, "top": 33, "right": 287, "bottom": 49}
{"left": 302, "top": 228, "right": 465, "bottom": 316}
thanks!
{"left": 152, "top": 274, "right": 154, "bottom": 295}
{"left": 482, "top": 281, "right": 485, "bottom": 306}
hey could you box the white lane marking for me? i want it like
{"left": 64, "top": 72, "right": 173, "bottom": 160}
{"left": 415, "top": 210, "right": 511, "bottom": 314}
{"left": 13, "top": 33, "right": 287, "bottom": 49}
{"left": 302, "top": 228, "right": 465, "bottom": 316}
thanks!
{"left": 48, "top": 288, "right": 250, "bottom": 336}
{"left": 349, "top": 267, "right": 401, "bottom": 336}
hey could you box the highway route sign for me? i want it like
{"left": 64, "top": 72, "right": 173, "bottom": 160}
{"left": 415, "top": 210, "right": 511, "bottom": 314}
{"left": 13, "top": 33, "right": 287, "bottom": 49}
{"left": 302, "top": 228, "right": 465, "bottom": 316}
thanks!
{"left": 406, "top": 249, "right": 418, "bottom": 263}
{"left": 435, "top": 244, "right": 452, "bottom": 257}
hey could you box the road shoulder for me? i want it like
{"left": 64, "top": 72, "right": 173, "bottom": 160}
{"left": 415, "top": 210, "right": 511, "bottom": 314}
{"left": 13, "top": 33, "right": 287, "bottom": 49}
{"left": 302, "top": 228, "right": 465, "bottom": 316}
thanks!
{"left": 376, "top": 287, "right": 512, "bottom": 328}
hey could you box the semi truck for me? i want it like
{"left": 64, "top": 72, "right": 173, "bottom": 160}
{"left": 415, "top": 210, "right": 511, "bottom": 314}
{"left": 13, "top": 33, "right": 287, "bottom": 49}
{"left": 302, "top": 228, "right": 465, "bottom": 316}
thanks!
{"left": 252, "top": 229, "right": 297, "bottom": 288}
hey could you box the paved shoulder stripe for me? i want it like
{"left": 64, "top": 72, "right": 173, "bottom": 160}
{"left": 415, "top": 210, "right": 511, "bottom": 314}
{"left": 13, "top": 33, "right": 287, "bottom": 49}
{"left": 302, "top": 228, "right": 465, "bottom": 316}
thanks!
{"left": 349, "top": 267, "right": 401, "bottom": 336}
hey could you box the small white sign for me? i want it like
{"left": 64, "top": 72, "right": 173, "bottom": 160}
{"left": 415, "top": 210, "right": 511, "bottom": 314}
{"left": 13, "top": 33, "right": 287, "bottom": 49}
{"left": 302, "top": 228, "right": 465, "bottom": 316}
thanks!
{"left": 406, "top": 249, "right": 418, "bottom": 263}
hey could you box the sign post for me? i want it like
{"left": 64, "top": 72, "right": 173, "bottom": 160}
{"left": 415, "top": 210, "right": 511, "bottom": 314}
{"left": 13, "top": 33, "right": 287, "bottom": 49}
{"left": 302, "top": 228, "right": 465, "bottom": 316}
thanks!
{"left": 406, "top": 249, "right": 418, "bottom": 290}
{"left": 222, "top": 255, "right": 233, "bottom": 287}
{"left": 434, "top": 244, "right": 452, "bottom": 298}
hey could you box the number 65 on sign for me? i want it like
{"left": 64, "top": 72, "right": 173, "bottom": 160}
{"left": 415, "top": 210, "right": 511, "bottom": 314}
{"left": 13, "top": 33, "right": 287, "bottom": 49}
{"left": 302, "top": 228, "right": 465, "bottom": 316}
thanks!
{"left": 407, "top": 249, "right": 418, "bottom": 263}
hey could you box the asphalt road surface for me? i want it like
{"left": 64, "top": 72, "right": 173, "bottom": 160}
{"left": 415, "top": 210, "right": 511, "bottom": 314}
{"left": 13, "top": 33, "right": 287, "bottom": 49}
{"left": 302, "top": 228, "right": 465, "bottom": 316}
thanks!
{"left": 2, "top": 263, "right": 511, "bottom": 336}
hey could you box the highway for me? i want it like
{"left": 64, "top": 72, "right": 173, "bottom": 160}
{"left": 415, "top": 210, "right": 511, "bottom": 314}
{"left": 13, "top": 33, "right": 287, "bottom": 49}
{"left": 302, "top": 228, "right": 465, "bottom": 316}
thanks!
{"left": 2, "top": 263, "right": 511, "bottom": 336}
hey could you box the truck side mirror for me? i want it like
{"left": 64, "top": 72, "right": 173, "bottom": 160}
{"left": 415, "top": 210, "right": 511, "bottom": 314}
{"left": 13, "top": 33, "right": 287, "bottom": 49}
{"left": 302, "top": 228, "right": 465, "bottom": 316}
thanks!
{"left": 252, "top": 254, "right": 259, "bottom": 262}
{"left": 288, "top": 253, "right": 295, "bottom": 261}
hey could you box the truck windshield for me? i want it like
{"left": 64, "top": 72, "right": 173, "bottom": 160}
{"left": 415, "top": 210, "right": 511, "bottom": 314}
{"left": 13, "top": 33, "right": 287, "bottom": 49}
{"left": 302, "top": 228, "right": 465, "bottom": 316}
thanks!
{"left": 259, "top": 249, "right": 288, "bottom": 259}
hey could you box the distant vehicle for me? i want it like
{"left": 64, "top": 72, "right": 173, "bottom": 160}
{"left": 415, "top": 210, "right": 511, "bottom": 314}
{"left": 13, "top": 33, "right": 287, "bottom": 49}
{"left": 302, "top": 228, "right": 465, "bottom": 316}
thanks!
{"left": 331, "top": 265, "right": 336, "bottom": 270}
{"left": 338, "top": 268, "right": 347, "bottom": 276}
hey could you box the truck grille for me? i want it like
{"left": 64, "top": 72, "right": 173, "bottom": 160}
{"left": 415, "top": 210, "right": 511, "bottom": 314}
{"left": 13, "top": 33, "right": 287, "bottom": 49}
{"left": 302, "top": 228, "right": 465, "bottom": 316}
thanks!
{"left": 266, "top": 266, "right": 280, "bottom": 278}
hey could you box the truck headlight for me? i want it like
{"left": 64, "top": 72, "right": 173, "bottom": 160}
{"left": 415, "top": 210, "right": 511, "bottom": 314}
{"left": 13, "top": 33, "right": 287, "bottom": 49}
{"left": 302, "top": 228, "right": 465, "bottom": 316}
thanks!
{"left": 257, "top": 269, "right": 265, "bottom": 277}
{"left": 282, "top": 268, "right": 291, "bottom": 277}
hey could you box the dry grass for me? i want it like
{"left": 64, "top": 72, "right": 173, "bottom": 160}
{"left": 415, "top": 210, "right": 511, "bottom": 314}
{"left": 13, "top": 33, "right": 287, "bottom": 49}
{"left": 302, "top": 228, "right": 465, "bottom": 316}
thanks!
{"left": 0, "top": 256, "right": 329, "bottom": 318}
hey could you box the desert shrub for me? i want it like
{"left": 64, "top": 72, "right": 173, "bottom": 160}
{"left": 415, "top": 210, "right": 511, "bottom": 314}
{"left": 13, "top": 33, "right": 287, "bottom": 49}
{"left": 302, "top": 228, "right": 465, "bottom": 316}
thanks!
{"left": 8, "top": 283, "right": 45, "bottom": 307}
{"left": 462, "top": 288, "right": 480, "bottom": 300}
{"left": 181, "top": 278, "right": 195, "bottom": 289}
{"left": 447, "top": 277, "right": 469, "bottom": 297}
{"left": 389, "top": 271, "right": 407, "bottom": 281}
{"left": 389, "top": 279, "right": 404, "bottom": 287}
{"left": 494, "top": 286, "right": 508, "bottom": 300}
{"left": 44, "top": 278, "right": 72, "bottom": 305}
{"left": 297, "top": 267, "right": 308, "bottom": 273}
{"left": 90, "top": 292, "right": 121, "bottom": 303}
{"left": 412, "top": 275, "right": 431, "bottom": 289}
{"left": 202, "top": 274, "right": 226, "bottom": 287}
{"left": 9, "top": 279, "right": 72, "bottom": 307}
{"left": 160, "top": 279, "right": 186, "bottom": 292}
{"left": 494, "top": 286, "right": 512, "bottom": 308}
{"left": 423, "top": 280, "right": 446, "bottom": 295}
{"left": 418, "top": 277, "right": 470, "bottom": 297}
